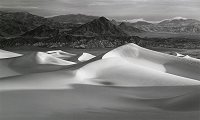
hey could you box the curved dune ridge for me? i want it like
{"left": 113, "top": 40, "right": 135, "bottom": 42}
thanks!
{"left": 175, "top": 52, "right": 185, "bottom": 57}
{"left": 0, "top": 44, "right": 200, "bottom": 120}
{"left": 46, "top": 50, "right": 76, "bottom": 58}
{"left": 78, "top": 52, "right": 96, "bottom": 62}
{"left": 76, "top": 43, "right": 200, "bottom": 87}
{"left": 0, "top": 52, "right": 76, "bottom": 78}
{"left": 0, "top": 43, "right": 200, "bottom": 87}
{"left": 0, "top": 49, "right": 22, "bottom": 59}
{"left": 173, "top": 52, "right": 200, "bottom": 62}
{"left": 103, "top": 44, "right": 200, "bottom": 80}
{"left": 183, "top": 55, "right": 200, "bottom": 62}
{"left": 13, "top": 52, "right": 76, "bottom": 66}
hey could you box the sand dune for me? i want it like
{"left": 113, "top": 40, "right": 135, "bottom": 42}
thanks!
{"left": 174, "top": 52, "right": 185, "bottom": 57}
{"left": 76, "top": 58, "right": 200, "bottom": 87}
{"left": 13, "top": 52, "right": 76, "bottom": 66}
{"left": 47, "top": 50, "right": 95, "bottom": 62}
{"left": 183, "top": 55, "right": 200, "bottom": 62}
{"left": 0, "top": 85, "right": 199, "bottom": 120}
{"left": 0, "top": 43, "right": 200, "bottom": 88}
{"left": 163, "top": 91, "right": 200, "bottom": 111}
{"left": 0, "top": 43, "right": 200, "bottom": 120}
{"left": 173, "top": 53, "right": 200, "bottom": 62}
{"left": 102, "top": 44, "right": 200, "bottom": 80}
{"left": 0, "top": 52, "right": 76, "bottom": 78}
{"left": 46, "top": 50, "right": 76, "bottom": 58}
{"left": 78, "top": 53, "right": 96, "bottom": 62}
{"left": 0, "top": 49, "right": 22, "bottom": 59}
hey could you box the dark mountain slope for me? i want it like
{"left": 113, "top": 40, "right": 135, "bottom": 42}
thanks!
{"left": 70, "top": 17, "right": 128, "bottom": 36}
{"left": 0, "top": 11, "right": 48, "bottom": 36}
{"left": 22, "top": 25, "right": 59, "bottom": 37}
{"left": 119, "top": 22, "right": 145, "bottom": 35}
{"left": 0, "top": 11, "right": 69, "bottom": 37}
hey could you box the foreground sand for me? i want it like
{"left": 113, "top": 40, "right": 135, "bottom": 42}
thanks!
{"left": 0, "top": 43, "right": 199, "bottom": 120}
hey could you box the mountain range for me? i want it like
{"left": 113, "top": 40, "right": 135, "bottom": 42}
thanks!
{"left": 0, "top": 11, "right": 47, "bottom": 36}
{"left": 22, "top": 25, "right": 59, "bottom": 37}
{"left": 119, "top": 22, "right": 145, "bottom": 35}
{"left": 0, "top": 11, "right": 200, "bottom": 49}
{"left": 130, "top": 18, "right": 200, "bottom": 33}
{"left": 69, "top": 17, "right": 128, "bottom": 36}
{"left": 1, "top": 11, "right": 200, "bottom": 38}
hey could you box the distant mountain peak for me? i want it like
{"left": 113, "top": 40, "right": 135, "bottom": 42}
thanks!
{"left": 172, "top": 17, "right": 188, "bottom": 20}
{"left": 70, "top": 16, "right": 128, "bottom": 36}
{"left": 99, "top": 16, "right": 108, "bottom": 20}
{"left": 123, "top": 18, "right": 159, "bottom": 24}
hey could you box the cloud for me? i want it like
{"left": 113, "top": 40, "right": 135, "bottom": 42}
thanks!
{"left": 0, "top": 6, "right": 39, "bottom": 9}
{"left": 88, "top": 0, "right": 148, "bottom": 6}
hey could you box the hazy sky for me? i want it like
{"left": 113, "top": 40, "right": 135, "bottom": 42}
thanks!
{"left": 0, "top": 0, "right": 200, "bottom": 21}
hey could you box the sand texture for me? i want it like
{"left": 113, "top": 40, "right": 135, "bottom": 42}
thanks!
{"left": 0, "top": 43, "right": 199, "bottom": 120}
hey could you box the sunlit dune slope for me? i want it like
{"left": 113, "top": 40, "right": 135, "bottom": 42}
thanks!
{"left": 46, "top": 50, "right": 76, "bottom": 58}
{"left": 0, "top": 43, "right": 200, "bottom": 120}
{"left": 0, "top": 49, "right": 22, "bottom": 59}
{"left": 76, "top": 43, "right": 200, "bottom": 86}
{"left": 0, "top": 52, "right": 76, "bottom": 78}
{"left": 102, "top": 43, "right": 200, "bottom": 80}
{"left": 78, "top": 53, "right": 96, "bottom": 62}
{"left": 0, "top": 43, "right": 200, "bottom": 90}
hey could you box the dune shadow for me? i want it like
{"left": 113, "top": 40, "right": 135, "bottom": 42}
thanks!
{"left": 164, "top": 61, "right": 200, "bottom": 81}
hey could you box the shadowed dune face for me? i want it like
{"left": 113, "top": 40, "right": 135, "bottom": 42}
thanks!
{"left": 0, "top": 52, "right": 76, "bottom": 78}
{"left": 0, "top": 85, "right": 200, "bottom": 120}
{"left": 0, "top": 59, "right": 20, "bottom": 78}
{"left": 0, "top": 44, "right": 200, "bottom": 120}
{"left": 164, "top": 91, "right": 200, "bottom": 111}
{"left": 165, "top": 61, "right": 200, "bottom": 81}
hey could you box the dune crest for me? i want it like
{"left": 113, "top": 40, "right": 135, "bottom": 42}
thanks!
{"left": 78, "top": 53, "right": 96, "bottom": 62}
{"left": 0, "top": 52, "right": 76, "bottom": 78}
{"left": 0, "top": 43, "right": 200, "bottom": 120}
{"left": 46, "top": 50, "right": 76, "bottom": 58}
{"left": 174, "top": 52, "right": 185, "bottom": 57}
{"left": 102, "top": 43, "right": 200, "bottom": 80}
{"left": 76, "top": 43, "right": 200, "bottom": 86}
{"left": 0, "top": 49, "right": 22, "bottom": 59}
{"left": 0, "top": 43, "right": 199, "bottom": 87}
{"left": 11, "top": 52, "right": 76, "bottom": 66}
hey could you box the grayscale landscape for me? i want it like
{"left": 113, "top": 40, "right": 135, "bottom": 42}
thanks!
{"left": 0, "top": 0, "right": 200, "bottom": 120}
